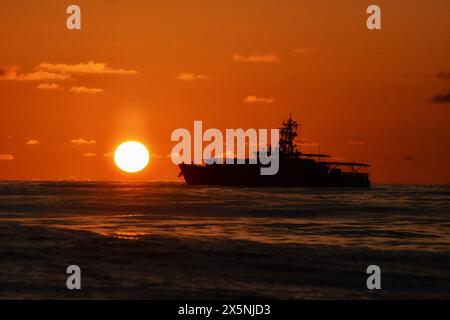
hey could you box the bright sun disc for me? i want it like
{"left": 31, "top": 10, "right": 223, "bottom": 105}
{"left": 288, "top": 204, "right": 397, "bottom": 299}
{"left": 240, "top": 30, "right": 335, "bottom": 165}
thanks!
{"left": 114, "top": 141, "right": 150, "bottom": 173}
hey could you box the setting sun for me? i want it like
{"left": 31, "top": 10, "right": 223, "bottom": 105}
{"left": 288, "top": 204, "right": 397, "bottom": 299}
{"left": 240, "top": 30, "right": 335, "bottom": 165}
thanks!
{"left": 114, "top": 141, "right": 150, "bottom": 173}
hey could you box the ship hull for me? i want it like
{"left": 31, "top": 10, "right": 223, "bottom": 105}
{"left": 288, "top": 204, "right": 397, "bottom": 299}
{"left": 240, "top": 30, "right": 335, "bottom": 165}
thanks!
{"left": 179, "top": 160, "right": 370, "bottom": 188}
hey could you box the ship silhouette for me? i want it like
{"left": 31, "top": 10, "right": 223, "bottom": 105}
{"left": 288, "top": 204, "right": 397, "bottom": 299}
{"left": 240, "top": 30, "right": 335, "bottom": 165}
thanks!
{"left": 179, "top": 115, "right": 370, "bottom": 187}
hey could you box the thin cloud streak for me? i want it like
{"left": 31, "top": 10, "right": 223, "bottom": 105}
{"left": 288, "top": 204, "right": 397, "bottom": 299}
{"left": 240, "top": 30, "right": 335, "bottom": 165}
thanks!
{"left": 0, "top": 67, "right": 69, "bottom": 81}
{"left": 25, "top": 139, "right": 41, "bottom": 145}
{"left": 233, "top": 53, "right": 280, "bottom": 63}
{"left": 244, "top": 96, "right": 274, "bottom": 104}
{"left": 176, "top": 73, "right": 207, "bottom": 80}
{"left": 431, "top": 91, "right": 450, "bottom": 103}
{"left": 37, "top": 83, "right": 60, "bottom": 90}
{"left": 70, "top": 86, "right": 104, "bottom": 94}
{"left": 0, "top": 154, "right": 14, "bottom": 160}
{"left": 83, "top": 153, "right": 97, "bottom": 157}
{"left": 38, "top": 61, "right": 137, "bottom": 75}
{"left": 70, "top": 138, "right": 97, "bottom": 145}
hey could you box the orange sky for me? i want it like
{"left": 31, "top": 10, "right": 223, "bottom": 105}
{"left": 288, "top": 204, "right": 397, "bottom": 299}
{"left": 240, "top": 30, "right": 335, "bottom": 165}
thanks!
{"left": 0, "top": 0, "right": 449, "bottom": 184}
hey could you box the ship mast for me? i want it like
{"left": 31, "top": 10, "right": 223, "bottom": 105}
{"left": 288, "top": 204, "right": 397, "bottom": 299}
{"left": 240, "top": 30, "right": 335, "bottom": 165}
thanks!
{"left": 279, "top": 113, "right": 299, "bottom": 155}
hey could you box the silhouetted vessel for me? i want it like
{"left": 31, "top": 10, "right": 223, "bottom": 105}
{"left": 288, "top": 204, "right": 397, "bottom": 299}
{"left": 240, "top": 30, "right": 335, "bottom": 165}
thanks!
{"left": 179, "top": 115, "right": 370, "bottom": 187}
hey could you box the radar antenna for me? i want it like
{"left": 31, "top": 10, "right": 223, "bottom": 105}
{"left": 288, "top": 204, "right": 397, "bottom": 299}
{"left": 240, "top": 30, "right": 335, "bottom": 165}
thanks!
{"left": 279, "top": 113, "right": 299, "bottom": 155}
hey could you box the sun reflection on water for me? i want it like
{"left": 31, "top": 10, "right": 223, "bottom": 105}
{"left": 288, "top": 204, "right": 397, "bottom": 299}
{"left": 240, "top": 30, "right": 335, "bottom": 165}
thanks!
{"left": 5, "top": 213, "right": 450, "bottom": 252}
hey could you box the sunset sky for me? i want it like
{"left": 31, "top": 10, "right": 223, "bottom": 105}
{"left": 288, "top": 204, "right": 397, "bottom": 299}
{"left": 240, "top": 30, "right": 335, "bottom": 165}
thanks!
{"left": 0, "top": 0, "right": 449, "bottom": 184}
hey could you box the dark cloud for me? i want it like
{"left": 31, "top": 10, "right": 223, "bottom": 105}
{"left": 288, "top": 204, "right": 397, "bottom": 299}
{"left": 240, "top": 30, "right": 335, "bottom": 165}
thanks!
{"left": 437, "top": 72, "right": 450, "bottom": 80}
{"left": 431, "top": 91, "right": 450, "bottom": 103}
{"left": 0, "top": 66, "right": 17, "bottom": 80}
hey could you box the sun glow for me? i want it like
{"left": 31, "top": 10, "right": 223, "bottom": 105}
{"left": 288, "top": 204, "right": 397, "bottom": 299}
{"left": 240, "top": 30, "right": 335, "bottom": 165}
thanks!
{"left": 114, "top": 141, "right": 150, "bottom": 173}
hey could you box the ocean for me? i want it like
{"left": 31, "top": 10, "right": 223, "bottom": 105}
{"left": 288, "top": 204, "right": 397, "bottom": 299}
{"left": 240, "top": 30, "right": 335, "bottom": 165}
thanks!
{"left": 1, "top": 182, "right": 449, "bottom": 299}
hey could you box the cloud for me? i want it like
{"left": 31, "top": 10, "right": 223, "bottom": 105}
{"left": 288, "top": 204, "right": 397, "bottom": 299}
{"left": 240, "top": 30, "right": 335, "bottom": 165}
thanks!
{"left": 347, "top": 140, "right": 365, "bottom": 145}
{"left": 233, "top": 53, "right": 280, "bottom": 63}
{"left": 176, "top": 73, "right": 207, "bottom": 80}
{"left": 244, "top": 96, "right": 274, "bottom": 104}
{"left": 83, "top": 153, "right": 97, "bottom": 157}
{"left": 37, "top": 83, "right": 60, "bottom": 90}
{"left": 0, "top": 67, "right": 18, "bottom": 80}
{"left": 0, "top": 66, "right": 69, "bottom": 81}
{"left": 436, "top": 72, "right": 450, "bottom": 80}
{"left": 38, "top": 61, "right": 137, "bottom": 75}
{"left": 1, "top": 61, "right": 137, "bottom": 85}
{"left": 25, "top": 139, "right": 41, "bottom": 145}
{"left": 70, "top": 138, "right": 96, "bottom": 145}
{"left": 0, "top": 154, "right": 14, "bottom": 160}
{"left": 103, "top": 152, "right": 113, "bottom": 157}
{"left": 431, "top": 91, "right": 450, "bottom": 103}
{"left": 69, "top": 86, "right": 103, "bottom": 94}
{"left": 18, "top": 71, "right": 69, "bottom": 81}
